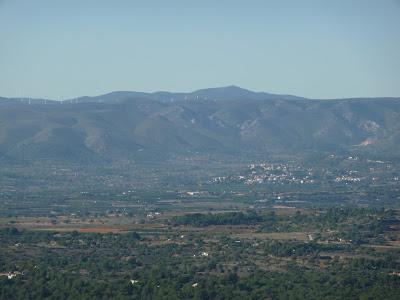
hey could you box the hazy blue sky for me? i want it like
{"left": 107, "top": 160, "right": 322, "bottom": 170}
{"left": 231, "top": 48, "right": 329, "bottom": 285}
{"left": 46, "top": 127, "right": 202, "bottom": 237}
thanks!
{"left": 1, "top": 0, "right": 399, "bottom": 99}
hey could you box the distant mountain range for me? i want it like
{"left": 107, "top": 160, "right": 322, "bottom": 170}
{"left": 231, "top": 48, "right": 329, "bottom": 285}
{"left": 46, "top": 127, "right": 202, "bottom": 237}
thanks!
{"left": 1, "top": 86, "right": 399, "bottom": 163}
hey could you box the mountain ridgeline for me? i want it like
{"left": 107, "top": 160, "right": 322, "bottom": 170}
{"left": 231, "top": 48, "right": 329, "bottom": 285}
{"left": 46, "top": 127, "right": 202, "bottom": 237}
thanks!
{"left": 1, "top": 86, "right": 399, "bottom": 163}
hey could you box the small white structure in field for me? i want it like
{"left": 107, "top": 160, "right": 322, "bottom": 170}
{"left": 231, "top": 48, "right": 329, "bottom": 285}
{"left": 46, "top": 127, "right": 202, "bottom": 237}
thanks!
{"left": 192, "top": 283, "right": 198, "bottom": 287}
{"left": 130, "top": 279, "right": 139, "bottom": 285}
{"left": 0, "top": 272, "right": 22, "bottom": 280}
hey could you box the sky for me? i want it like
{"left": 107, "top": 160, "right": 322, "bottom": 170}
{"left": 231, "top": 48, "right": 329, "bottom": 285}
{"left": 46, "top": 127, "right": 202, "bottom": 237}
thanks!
{"left": 0, "top": 0, "right": 399, "bottom": 99}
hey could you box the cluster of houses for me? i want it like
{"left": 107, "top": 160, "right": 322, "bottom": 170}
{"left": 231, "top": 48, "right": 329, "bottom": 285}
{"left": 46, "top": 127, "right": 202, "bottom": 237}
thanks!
{"left": 211, "top": 162, "right": 316, "bottom": 186}
{"left": 210, "top": 157, "right": 393, "bottom": 187}
{"left": 146, "top": 212, "right": 161, "bottom": 219}
{"left": 334, "top": 175, "right": 362, "bottom": 183}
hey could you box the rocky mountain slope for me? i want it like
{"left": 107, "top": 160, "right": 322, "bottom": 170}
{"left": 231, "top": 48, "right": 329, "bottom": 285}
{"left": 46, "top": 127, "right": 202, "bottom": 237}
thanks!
{"left": 1, "top": 87, "right": 399, "bottom": 163}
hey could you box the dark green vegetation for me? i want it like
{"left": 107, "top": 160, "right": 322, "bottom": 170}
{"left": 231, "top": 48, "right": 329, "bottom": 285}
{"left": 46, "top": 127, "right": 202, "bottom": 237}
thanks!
{"left": 169, "top": 211, "right": 264, "bottom": 226}
{"left": 1, "top": 86, "right": 400, "bottom": 163}
{"left": 170, "top": 208, "right": 399, "bottom": 246}
{"left": 1, "top": 208, "right": 400, "bottom": 299}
